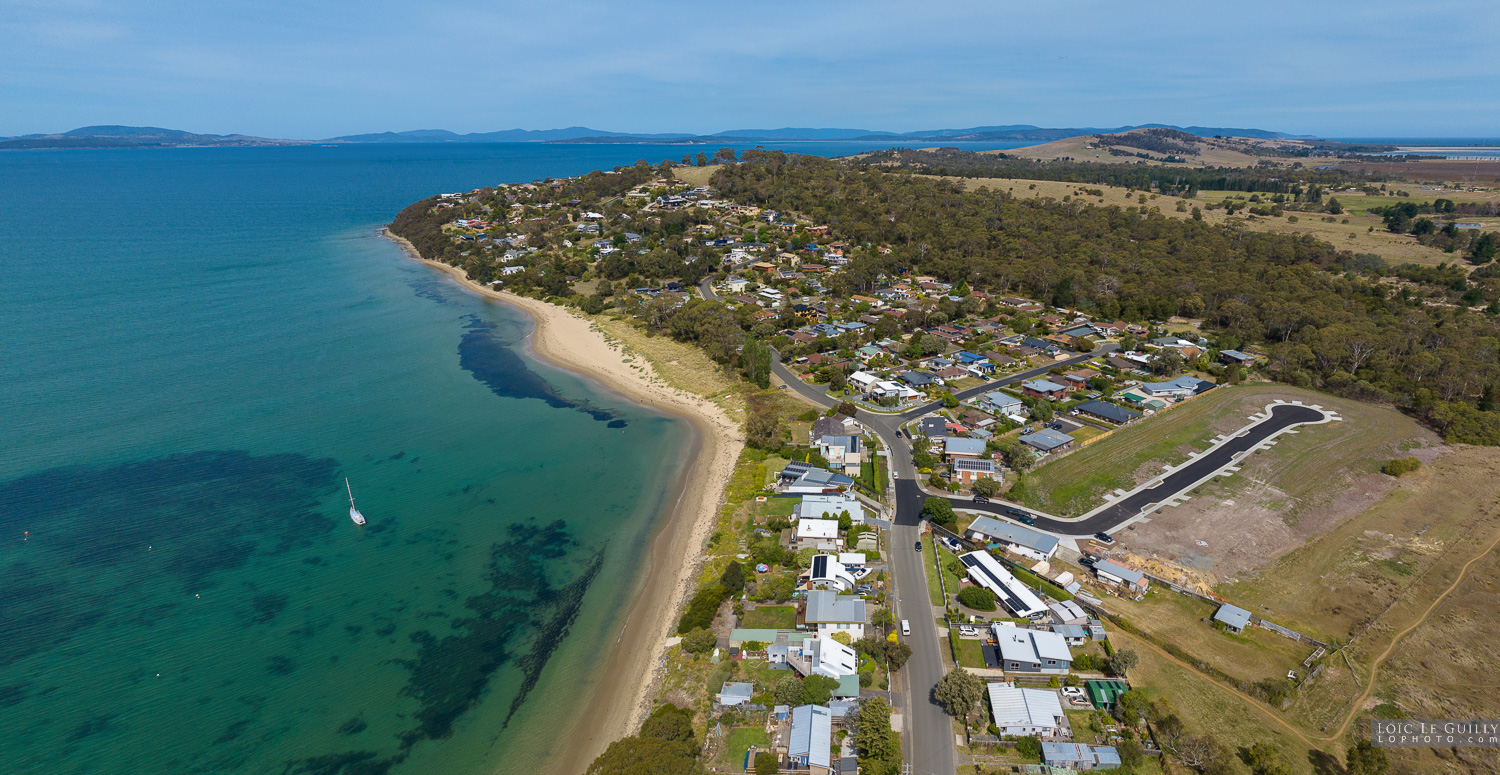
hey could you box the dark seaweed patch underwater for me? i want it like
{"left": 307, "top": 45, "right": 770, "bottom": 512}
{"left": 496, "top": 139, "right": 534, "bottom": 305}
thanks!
{"left": 457, "top": 314, "right": 626, "bottom": 426}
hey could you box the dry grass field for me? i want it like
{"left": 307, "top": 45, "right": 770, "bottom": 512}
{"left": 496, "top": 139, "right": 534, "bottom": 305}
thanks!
{"left": 1000, "top": 132, "right": 1295, "bottom": 167}
{"left": 670, "top": 165, "right": 720, "bottom": 186}
{"left": 1334, "top": 158, "right": 1500, "bottom": 185}
{"left": 939, "top": 175, "right": 1468, "bottom": 267}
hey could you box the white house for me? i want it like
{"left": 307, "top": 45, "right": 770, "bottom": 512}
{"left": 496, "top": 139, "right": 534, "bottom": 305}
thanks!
{"left": 797, "top": 494, "right": 866, "bottom": 525}
{"left": 960, "top": 551, "right": 1048, "bottom": 619}
{"left": 788, "top": 637, "right": 858, "bottom": 679}
{"left": 987, "top": 682, "right": 1066, "bottom": 737}
{"left": 806, "top": 554, "right": 857, "bottom": 592}
{"left": 796, "top": 519, "right": 841, "bottom": 551}
{"left": 848, "top": 371, "right": 880, "bottom": 391}
{"left": 717, "top": 681, "right": 754, "bottom": 706}
{"left": 979, "top": 391, "right": 1025, "bottom": 417}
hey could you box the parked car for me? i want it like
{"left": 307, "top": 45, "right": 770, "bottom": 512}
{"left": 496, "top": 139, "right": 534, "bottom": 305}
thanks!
{"left": 1093, "top": 531, "right": 1115, "bottom": 545}
{"left": 1016, "top": 515, "right": 1036, "bottom": 526}
{"left": 856, "top": 585, "right": 874, "bottom": 594}
{"left": 901, "top": 619, "right": 911, "bottom": 636}
{"left": 958, "top": 625, "right": 981, "bottom": 637}
{"left": 915, "top": 540, "right": 923, "bottom": 552}
{"left": 973, "top": 495, "right": 989, "bottom": 504}
{"left": 1005, "top": 506, "right": 1028, "bottom": 518}
{"left": 1049, "top": 423, "right": 1064, "bottom": 431}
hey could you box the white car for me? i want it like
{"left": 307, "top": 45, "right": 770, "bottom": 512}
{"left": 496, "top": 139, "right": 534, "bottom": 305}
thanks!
{"left": 957, "top": 625, "right": 981, "bottom": 638}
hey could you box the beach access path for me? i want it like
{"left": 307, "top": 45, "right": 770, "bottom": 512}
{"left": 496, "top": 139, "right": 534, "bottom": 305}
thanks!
{"left": 388, "top": 232, "right": 744, "bottom": 775}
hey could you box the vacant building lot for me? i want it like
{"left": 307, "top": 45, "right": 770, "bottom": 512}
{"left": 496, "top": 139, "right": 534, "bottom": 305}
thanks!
{"left": 1023, "top": 383, "right": 1442, "bottom": 578}
{"left": 1100, "top": 590, "right": 1314, "bottom": 685}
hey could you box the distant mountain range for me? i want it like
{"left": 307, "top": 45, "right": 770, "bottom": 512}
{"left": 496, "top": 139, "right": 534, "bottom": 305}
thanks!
{"left": 1, "top": 123, "right": 1311, "bottom": 150}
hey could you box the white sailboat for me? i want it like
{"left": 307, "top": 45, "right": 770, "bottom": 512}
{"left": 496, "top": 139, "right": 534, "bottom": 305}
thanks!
{"left": 346, "top": 478, "right": 366, "bottom": 525}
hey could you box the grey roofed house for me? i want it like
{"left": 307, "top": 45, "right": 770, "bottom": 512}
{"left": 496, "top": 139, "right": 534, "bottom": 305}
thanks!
{"left": 1093, "top": 559, "right": 1147, "bottom": 589}
{"left": 789, "top": 705, "right": 833, "bottom": 771}
{"left": 965, "top": 516, "right": 1060, "bottom": 556}
{"left": 717, "top": 681, "right": 754, "bottom": 705}
{"left": 812, "top": 414, "right": 853, "bottom": 438}
{"left": 1049, "top": 599, "right": 1088, "bottom": 624}
{"left": 944, "top": 437, "right": 988, "bottom": 457}
{"left": 919, "top": 416, "right": 948, "bottom": 439}
{"left": 1214, "top": 603, "right": 1253, "bottom": 633}
{"left": 899, "top": 370, "right": 936, "bottom": 387}
{"left": 819, "top": 434, "right": 862, "bottom": 453}
{"left": 1140, "top": 375, "right": 1215, "bottom": 397}
{"left": 1074, "top": 400, "right": 1141, "bottom": 424}
{"left": 1022, "top": 378, "right": 1070, "bottom": 394}
{"left": 804, "top": 589, "right": 865, "bottom": 625}
{"left": 1053, "top": 624, "right": 1089, "bottom": 643}
{"left": 1019, "top": 428, "right": 1075, "bottom": 452}
{"left": 1219, "top": 349, "right": 1256, "bottom": 364}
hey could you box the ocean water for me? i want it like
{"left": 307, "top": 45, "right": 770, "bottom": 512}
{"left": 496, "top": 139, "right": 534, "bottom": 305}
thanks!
{"left": 0, "top": 139, "right": 1022, "bottom": 775}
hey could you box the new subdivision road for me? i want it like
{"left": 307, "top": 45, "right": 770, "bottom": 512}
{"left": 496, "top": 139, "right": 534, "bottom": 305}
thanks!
{"left": 771, "top": 351, "right": 1335, "bottom": 773}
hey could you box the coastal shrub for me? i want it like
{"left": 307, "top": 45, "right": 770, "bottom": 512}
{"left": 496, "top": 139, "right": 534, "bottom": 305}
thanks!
{"left": 956, "top": 586, "right": 997, "bottom": 611}
{"left": 831, "top": 631, "right": 852, "bottom": 646}
{"left": 720, "top": 562, "right": 745, "bottom": 595}
{"left": 754, "top": 752, "right": 777, "bottom": 775}
{"left": 971, "top": 477, "right": 1002, "bottom": 498}
{"left": 677, "top": 583, "right": 727, "bottom": 634}
{"left": 585, "top": 704, "right": 705, "bottom": 775}
{"left": 681, "top": 627, "right": 717, "bottom": 655}
{"left": 802, "top": 674, "right": 839, "bottom": 706}
{"left": 1014, "top": 736, "right": 1042, "bottom": 760}
{"left": 1381, "top": 456, "right": 1421, "bottom": 477}
{"left": 859, "top": 671, "right": 874, "bottom": 688}
{"left": 774, "top": 675, "right": 804, "bottom": 705}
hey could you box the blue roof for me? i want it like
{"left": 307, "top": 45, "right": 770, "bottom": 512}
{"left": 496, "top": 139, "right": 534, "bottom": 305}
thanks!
{"left": 789, "top": 705, "right": 832, "bottom": 769}
{"left": 944, "top": 437, "right": 988, "bottom": 456}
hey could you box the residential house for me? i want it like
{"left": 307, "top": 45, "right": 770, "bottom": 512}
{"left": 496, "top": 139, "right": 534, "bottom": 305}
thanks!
{"left": 1093, "top": 559, "right": 1150, "bottom": 598}
{"left": 795, "top": 518, "right": 841, "bottom": 551}
{"left": 787, "top": 637, "right": 858, "bottom": 679}
{"left": 869, "top": 380, "right": 920, "bottom": 404}
{"left": 847, "top": 371, "right": 880, "bottom": 392}
{"left": 944, "top": 437, "right": 988, "bottom": 460}
{"left": 992, "top": 626, "right": 1073, "bottom": 674}
{"left": 1019, "top": 428, "right": 1075, "bottom": 455}
{"left": 964, "top": 517, "right": 1060, "bottom": 561}
{"left": 1138, "top": 375, "right": 1215, "bottom": 400}
{"left": 986, "top": 683, "right": 1066, "bottom": 737}
{"left": 899, "top": 371, "right": 937, "bottom": 389}
{"left": 1086, "top": 679, "right": 1130, "bottom": 710}
{"left": 1219, "top": 349, "right": 1256, "bottom": 367}
{"left": 1052, "top": 624, "right": 1090, "bottom": 646}
{"left": 1214, "top": 603, "right": 1252, "bottom": 634}
{"left": 788, "top": 705, "right": 834, "bottom": 775}
{"left": 918, "top": 416, "right": 948, "bottom": 440}
{"left": 1073, "top": 400, "right": 1141, "bottom": 425}
{"left": 797, "top": 494, "right": 866, "bottom": 525}
{"left": 960, "top": 551, "right": 1048, "bottom": 619}
{"left": 802, "top": 590, "right": 866, "bottom": 639}
{"left": 717, "top": 681, "right": 755, "bottom": 706}
{"left": 1048, "top": 599, "right": 1089, "bottom": 626}
{"left": 1021, "top": 378, "right": 1070, "bottom": 401}
{"left": 780, "top": 461, "right": 855, "bottom": 494}
{"left": 1042, "top": 742, "right": 1123, "bottom": 771}
{"left": 953, "top": 457, "right": 998, "bottom": 485}
{"left": 980, "top": 391, "right": 1025, "bottom": 417}
{"left": 805, "top": 554, "right": 857, "bottom": 592}
{"left": 817, "top": 434, "right": 864, "bottom": 477}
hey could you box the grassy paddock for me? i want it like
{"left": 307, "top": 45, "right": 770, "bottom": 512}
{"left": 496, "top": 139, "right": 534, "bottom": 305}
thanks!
{"left": 740, "top": 605, "right": 797, "bottom": 630}
{"left": 1018, "top": 384, "right": 1428, "bottom": 517}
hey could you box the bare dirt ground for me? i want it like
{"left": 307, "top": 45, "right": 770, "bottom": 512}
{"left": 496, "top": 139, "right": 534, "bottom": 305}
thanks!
{"left": 1116, "top": 386, "right": 1444, "bottom": 582}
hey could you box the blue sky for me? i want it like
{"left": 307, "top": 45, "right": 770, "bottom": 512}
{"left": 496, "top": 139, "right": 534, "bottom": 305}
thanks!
{"left": 3, "top": 0, "right": 1497, "bottom": 138}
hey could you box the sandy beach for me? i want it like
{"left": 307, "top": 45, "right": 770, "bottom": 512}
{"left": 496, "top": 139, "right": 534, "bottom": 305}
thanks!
{"left": 384, "top": 230, "right": 743, "bottom": 774}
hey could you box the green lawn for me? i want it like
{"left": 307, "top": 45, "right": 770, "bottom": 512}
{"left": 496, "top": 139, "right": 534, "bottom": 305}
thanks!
{"left": 922, "top": 535, "right": 946, "bottom": 606}
{"left": 754, "top": 496, "right": 799, "bottom": 520}
{"left": 717, "top": 726, "right": 771, "bottom": 770}
{"left": 741, "top": 605, "right": 797, "bottom": 630}
{"left": 949, "top": 629, "right": 988, "bottom": 669}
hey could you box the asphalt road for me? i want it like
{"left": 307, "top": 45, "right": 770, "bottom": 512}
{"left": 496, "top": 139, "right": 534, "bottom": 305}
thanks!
{"left": 770, "top": 347, "right": 1112, "bottom": 775}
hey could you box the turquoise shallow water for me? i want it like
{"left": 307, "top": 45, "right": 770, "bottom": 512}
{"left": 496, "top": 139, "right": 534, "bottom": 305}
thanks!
{"left": 0, "top": 141, "right": 1024, "bottom": 774}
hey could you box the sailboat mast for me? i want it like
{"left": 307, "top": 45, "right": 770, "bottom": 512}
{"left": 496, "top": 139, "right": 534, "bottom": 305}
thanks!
{"left": 346, "top": 478, "right": 354, "bottom": 506}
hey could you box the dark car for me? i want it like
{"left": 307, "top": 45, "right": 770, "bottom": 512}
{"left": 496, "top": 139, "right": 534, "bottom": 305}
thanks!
{"left": 1049, "top": 423, "right": 1064, "bottom": 431}
{"left": 915, "top": 540, "right": 923, "bottom": 552}
{"left": 1006, "top": 506, "right": 1029, "bottom": 518}
{"left": 1093, "top": 531, "right": 1115, "bottom": 544}
{"left": 973, "top": 495, "right": 989, "bottom": 504}
{"left": 1017, "top": 515, "right": 1037, "bottom": 526}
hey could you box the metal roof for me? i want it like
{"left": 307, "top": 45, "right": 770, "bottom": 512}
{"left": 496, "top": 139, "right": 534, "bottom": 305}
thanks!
{"left": 1019, "top": 428, "right": 1075, "bottom": 451}
{"left": 986, "top": 684, "right": 1064, "bottom": 729}
{"left": 1094, "top": 559, "right": 1146, "bottom": 585}
{"left": 789, "top": 705, "right": 832, "bottom": 769}
{"left": 718, "top": 681, "right": 754, "bottom": 700}
{"left": 1075, "top": 400, "right": 1141, "bottom": 423}
{"left": 944, "top": 437, "right": 987, "bottom": 456}
{"left": 1022, "top": 378, "right": 1069, "bottom": 393}
{"left": 965, "top": 517, "right": 1059, "bottom": 554}
{"left": 804, "top": 590, "right": 865, "bottom": 623}
{"left": 994, "top": 627, "right": 1072, "bottom": 664}
{"left": 960, "top": 552, "right": 1048, "bottom": 618}
{"left": 1215, "top": 603, "right": 1252, "bottom": 630}
{"left": 797, "top": 519, "right": 839, "bottom": 539}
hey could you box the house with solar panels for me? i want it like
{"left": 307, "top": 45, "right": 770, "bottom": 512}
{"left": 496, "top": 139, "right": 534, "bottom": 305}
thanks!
{"left": 958, "top": 551, "right": 1048, "bottom": 619}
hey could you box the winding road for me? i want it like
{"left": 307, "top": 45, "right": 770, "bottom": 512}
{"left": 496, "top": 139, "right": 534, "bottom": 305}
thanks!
{"left": 766, "top": 340, "right": 1335, "bottom": 775}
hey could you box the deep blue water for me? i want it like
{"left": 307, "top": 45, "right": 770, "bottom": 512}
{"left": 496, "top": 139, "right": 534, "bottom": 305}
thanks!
{"left": 0, "top": 139, "right": 1024, "bottom": 774}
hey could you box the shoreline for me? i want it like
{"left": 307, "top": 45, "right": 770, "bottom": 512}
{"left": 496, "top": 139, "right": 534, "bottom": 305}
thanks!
{"left": 383, "top": 230, "right": 743, "bottom": 775}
